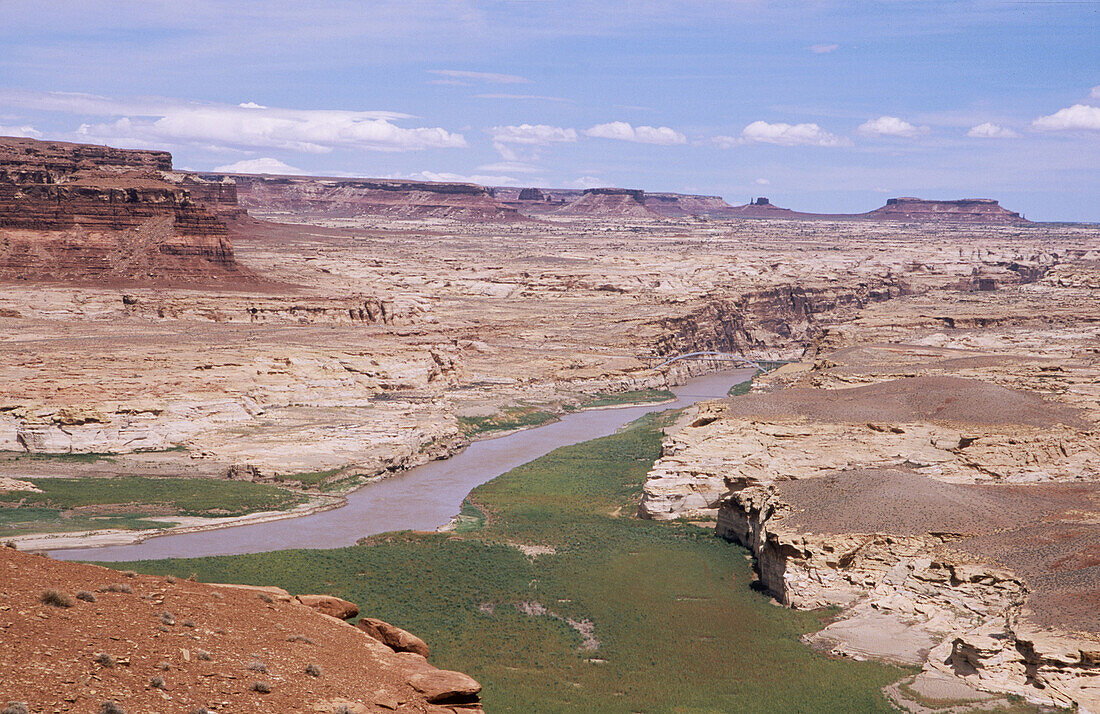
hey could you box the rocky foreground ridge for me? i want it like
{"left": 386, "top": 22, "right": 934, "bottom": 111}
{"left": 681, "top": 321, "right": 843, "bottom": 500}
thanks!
{"left": 0, "top": 546, "right": 482, "bottom": 712}
{"left": 639, "top": 266, "right": 1100, "bottom": 710}
{"left": 0, "top": 137, "right": 251, "bottom": 285}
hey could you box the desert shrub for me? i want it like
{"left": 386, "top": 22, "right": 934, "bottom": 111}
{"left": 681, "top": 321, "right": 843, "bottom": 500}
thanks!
{"left": 76, "top": 590, "right": 97, "bottom": 602}
{"left": 121, "top": 570, "right": 137, "bottom": 578}
{"left": 2, "top": 702, "right": 29, "bottom": 714}
{"left": 257, "top": 593, "right": 274, "bottom": 604}
{"left": 247, "top": 660, "right": 267, "bottom": 673}
{"left": 150, "top": 676, "right": 165, "bottom": 689}
{"left": 196, "top": 649, "right": 212, "bottom": 661}
{"left": 165, "top": 575, "right": 177, "bottom": 583}
{"left": 181, "top": 619, "right": 196, "bottom": 628}
{"left": 305, "top": 663, "right": 322, "bottom": 677}
{"left": 93, "top": 652, "right": 116, "bottom": 668}
{"left": 99, "top": 702, "right": 126, "bottom": 714}
{"left": 250, "top": 681, "right": 271, "bottom": 693}
{"left": 157, "top": 662, "right": 171, "bottom": 671}
{"left": 105, "top": 583, "right": 132, "bottom": 594}
{"left": 40, "top": 589, "right": 73, "bottom": 608}
{"left": 157, "top": 625, "right": 169, "bottom": 632}
{"left": 286, "top": 634, "right": 314, "bottom": 644}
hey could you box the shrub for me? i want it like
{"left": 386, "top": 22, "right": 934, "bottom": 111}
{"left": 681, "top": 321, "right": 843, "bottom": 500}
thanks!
{"left": 105, "top": 583, "right": 132, "bottom": 594}
{"left": 157, "top": 662, "right": 171, "bottom": 671}
{"left": 305, "top": 663, "right": 322, "bottom": 677}
{"left": 195, "top": 649, "right": 212, "bottom": 661}
{"left": 181, "top": 619, "right": 196, "bottom": 628}
{"left": 257, "top": 593, "right": 274, "bottom": 604}
{"left": 150, "top": 676, "right": 166, "bottom": 689}
{"left": 76, "top": 590, "right": 97, "bottom": 603}
{"left": 165, "top": 575, "right": 177, "bottom": 584}
{"left": 250, "top": 681, "right": 271, "bottom": 693}
{"left": 247, "top": 660, "right": 267, "bottom": 673}
{"left": 93, "top": 652, "right": 116, "bottom": 668}
{"left": 40, "top": 589, "right": 73, "bottom": 608}
{"left": 121, "top": 570, "right": 137, "bottom": 578}
{"left": 286, "top": 634, "right": 314, "bottom": 644}
{"left": 2, "top": 703, "right": 29, "bottom": 714}
{"left": 99, "top": 702, "right": 126, "bottom": 714}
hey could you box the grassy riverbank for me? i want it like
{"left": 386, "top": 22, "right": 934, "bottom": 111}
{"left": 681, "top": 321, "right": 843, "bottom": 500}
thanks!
{"left": 0, "top": 477, "right": 308, "bottom": 537}
{"left": 107, "top": 411, "right": 903, "bottom": 712}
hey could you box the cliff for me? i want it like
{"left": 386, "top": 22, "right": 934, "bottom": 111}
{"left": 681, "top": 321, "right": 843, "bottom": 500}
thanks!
{"left": 224, "top": 174, "right": 524, "bottom": 222}
{"left": 0, "top": 546, "right": 483, "bottom": 712}
{"left": 0, "top": 136, "right": 251, "bottom": 285}
{"left": 554, "top": 187, "right": 660, "bottom": 218}
{"left": 722, "top": 196, "right": 1031, "bottom": 224}
{"left": 644, "top": 192, "right": 738, "bottom": 218}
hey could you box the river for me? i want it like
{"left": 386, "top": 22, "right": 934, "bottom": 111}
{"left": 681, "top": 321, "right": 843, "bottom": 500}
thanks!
{"left": 52, "top": 369, "right": 752, "bottom": 562}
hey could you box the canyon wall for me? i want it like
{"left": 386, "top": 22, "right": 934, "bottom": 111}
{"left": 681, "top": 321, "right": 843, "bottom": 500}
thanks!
{"left": 0, "top": 137, "right": 249, "bottom": 284}
{"left": 226, "top": 174, "right": 524, "bottom": 221}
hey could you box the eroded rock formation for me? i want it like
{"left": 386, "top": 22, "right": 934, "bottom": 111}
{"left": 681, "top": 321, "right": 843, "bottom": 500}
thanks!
{"left": 0, "top": 546, "right": 483, "bottom": 712}
{"left": 0, "top": 136, "right": 251, "bottom": 285}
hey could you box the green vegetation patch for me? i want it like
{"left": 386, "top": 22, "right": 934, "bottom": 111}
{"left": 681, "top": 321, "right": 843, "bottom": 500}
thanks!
{"left": 0, "top": 451, "right": 114, "bottom": 464}
{"left": 113, "top": 411, "right": 903, "bottom": 713}
{"left": 0, "top": 477, "right": 307, "bottom": 536}
{"left": 576, "top": 388, "right": 675, "bottom": 410}
{"left": 457, "top": 406, "right": 557, "bottom": 436}
{"left": 270, "top": 468, "right": 342, "bottom": 487}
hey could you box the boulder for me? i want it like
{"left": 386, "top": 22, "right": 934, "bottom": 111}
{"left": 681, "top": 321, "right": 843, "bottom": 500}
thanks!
{"left": 296, "top": 594, "right": 359, "bottom": 620}
{"left": 356, "top": 617, "right": 430, "bottom": 657}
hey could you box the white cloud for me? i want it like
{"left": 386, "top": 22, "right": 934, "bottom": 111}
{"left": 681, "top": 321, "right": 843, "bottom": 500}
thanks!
{"left": 476, "top": 161, "right": 540, "bottom": 173}
{"left": 212, "top": 157, "right": 305, "bottom": 174}
{"left": 584, "top": 122, "right": 686, "bottom": 145}
{"left": 74, "top": 104, "right": 467, "bottom": 153}
{"left": 1, "top": 90, "right": 464, "bottom": 154}
{"left": 1032, "top": 104, "right": 1100, "bottom": 132}
{"left": 565, "top": 176, "right": 604, "bottom": 188}
{"left": 0, "top": 124, "right": 42, "bottom": 138}
{"left": 809, "top": 43, "right": 839, "bottom": 53}
{"left": 857, "top": 116, "right": 928, "bottom": 138}
{"left": 489, "top": 124, "right": 578, "bottom": 145}
{"left": 428, "top": 69, "right": 531, "bottom": 84}
{"left": 736, "top": 121, "right": 850, "bottom": 147}
{"left": 754, "top": 177, "right": 770, "bottom": 185}
{"left": 401, "top": 170, "right": 519, "bottom": 185}
{"left": 967, "top": 122, "right": 1019, "bottom": 139}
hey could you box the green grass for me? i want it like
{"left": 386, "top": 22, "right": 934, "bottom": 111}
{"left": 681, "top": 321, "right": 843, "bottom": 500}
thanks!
{"left": 109, "top": 412, "right": 903, "bottom": 713}
{"left": 270, "top": 468, "right": 342, "bottom": 486}
{"left": 0, "top": 477, "right": 308, "bottom": 536}
{"left": 0, "top": 451, "right": 114, "bottom": 464}
{"left": 575, "top": 388, "right": 675, "bottom": 410}
{"left": 457, "top": 406, "right": 558, "bottom": 436}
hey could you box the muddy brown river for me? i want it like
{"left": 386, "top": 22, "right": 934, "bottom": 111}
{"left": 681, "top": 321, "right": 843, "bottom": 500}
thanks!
{"left": 54, "top": 370, "right": 752, "bottom": 562}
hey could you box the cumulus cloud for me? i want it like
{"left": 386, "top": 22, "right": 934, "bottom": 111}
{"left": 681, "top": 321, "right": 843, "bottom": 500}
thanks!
{"left": 0, "top": 124, "right": 42, "bottom": 138}
{"left": 967, "top": 122, "right": 1019, "bottom": 139}
{"left": 565, "top": 176, "right": 605, "bottom": 188}
{"left": 212, "top": 157, "right": 305, "bottom": 174}
{"left": 754, "top": 177, "right": 770, "bottom": 185}
{"left": 401, "top": 170, "right": 519, "bottom": 185}
{"left": 584, "top": 122, "right": 686, "bottom": 145}
{"left": 735, "top": 121, "right": 850, "bottom": 147}
{"left": 489, "top": 124, "right": 578, "bottom": 145}
{"left": 1032, "top": 104, "right": 1100, "bottom": 132}
{"left": 428, "top": 70, "right": 530, "bottom": 84}
{"left": 809, "top": 43, "right": 839, "bottom": 53}
{"left": 857, "top": 116, "right": 928, "bottom": 138}
{"left": 76, "top": 105, "right": 467, "bottom": 153}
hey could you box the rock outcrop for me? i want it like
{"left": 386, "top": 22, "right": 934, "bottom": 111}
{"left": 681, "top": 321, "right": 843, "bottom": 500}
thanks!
{"left": 555, "top": 188, "right": 660, "bottom": 218}
{"left": 719, "top": 196, "right": 1030, "bottom": 224}
{"left": 644, "top": 192, "right": 739, "bottom": 218}
{"left": 0, "top": 136, "right": 252, "bottom": 285}
{"left": 0, "top": 546, "right": 483, "bottom": 712}
{"left": 226, "top": 174, "right": 523, "bottom": 222}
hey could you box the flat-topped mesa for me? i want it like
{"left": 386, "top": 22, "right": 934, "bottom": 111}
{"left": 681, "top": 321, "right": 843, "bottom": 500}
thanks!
{"left": 0, "top": 136, "right": 251, "bottom": 285}
{"left": 868, "top": 197, "right": 1026, "bottom": 223}
{"left": 644, "top": 192, "right": 738, "bottom": 218}
{"left": 556, "top": 187, "right": 661, "bottom": 218}
{"left": 225, "top": 173, "right": 524, "bottom": 222}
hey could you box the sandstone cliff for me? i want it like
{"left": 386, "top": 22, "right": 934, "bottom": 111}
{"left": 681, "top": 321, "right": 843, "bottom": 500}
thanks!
{"left": 554, "top": 188, "right": 661, "bottom": 218}
{"left": 227, "top": 174, "right": 523, "bottom": 222}
{"left": 0, "top": 136, "right": 251, "bottom": 285}
{"left": 0, "top": 546, "right": 482, "bottom": 712}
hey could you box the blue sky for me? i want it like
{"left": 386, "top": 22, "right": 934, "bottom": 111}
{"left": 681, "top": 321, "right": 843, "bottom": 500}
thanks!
{"left": 1, "top": 1, "right": 1097, "bottom": 220}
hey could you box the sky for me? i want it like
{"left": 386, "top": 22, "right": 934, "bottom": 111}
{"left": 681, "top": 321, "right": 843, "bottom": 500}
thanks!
{"left": 1, "top": 1, "right": 1097, "bottom": 221}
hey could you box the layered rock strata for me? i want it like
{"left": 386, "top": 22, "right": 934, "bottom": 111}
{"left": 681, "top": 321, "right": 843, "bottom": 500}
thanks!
{"left": 0, "top": 136, "right": 249, "bottom": 284}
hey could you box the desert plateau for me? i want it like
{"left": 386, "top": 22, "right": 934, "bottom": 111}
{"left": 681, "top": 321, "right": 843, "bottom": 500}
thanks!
{"left": 2, "top": 2, "right": 1098, "bottom": 712}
